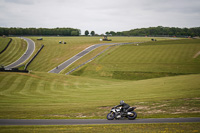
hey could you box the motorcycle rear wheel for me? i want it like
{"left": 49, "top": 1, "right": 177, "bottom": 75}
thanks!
{"left": 107, "top": 112, "right": 115, "bottom": 120}
{"left": 127, "top": 111, "right": 137, "bottom": 120}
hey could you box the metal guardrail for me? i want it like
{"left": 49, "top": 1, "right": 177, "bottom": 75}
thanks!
{"left": 0, "top": 68, "right": 29, "bottom": 73}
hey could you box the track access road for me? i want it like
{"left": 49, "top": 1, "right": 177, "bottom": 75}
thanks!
{"left": 5, "top": 37, "right": 35, "bottom": 70}
{"left": 48, "top": 42, "right": 136, "bottom": 74}
{"left": 0, "top": 118, "right": 199, "bottom": 125}
{"left": 48, "top": 43, "right": 117, "bottom": 73}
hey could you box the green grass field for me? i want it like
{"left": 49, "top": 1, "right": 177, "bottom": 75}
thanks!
{"left": 0, "top": 36, "right": 200, "bottom": 132}
{"left": 72, "top": 39, "right": 200, "bottom": 80}
{"left": 0, "top": 123, "right": 199, "bottom": 133}
{"left": 0, "top": 38, "right": 199, "bottom": 119}
{"left": 26, "top": 37, "right": 169, "bottom": 72}
{"left": 0, "top": 37, "right": 27, "bottom": 67}
{"left": 0, "top": 72, "right": 199, "bottom": 119}
{"left": 0, "top": 37, "right": 10, "bottom": 53}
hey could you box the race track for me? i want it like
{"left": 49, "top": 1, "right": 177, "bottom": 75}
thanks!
{"left": 0, "top": 118, "right": 199, "bottom": 125}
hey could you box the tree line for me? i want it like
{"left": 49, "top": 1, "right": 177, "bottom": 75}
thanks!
{"left": 85, "top": 30, "right": 95, "bottom": 36}
{"left": 0, "top": 27, "right": 81, "bottom": 36}
{"left": 106, "top": 26, "right": 200, "bottom": 37}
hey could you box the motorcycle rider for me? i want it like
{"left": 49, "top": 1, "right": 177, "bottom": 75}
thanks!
{"left": 115, "top": 100, "right": 130, "bottom": 114}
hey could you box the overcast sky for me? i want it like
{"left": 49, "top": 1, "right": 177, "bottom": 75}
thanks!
{"left": 0, "top": 0, "right": 200, "bottom": 34}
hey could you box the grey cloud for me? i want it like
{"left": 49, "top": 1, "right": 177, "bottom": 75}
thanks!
{"left": 140, "top": 0, "right": 200, "bottom": 14}
{"left": 4, "top": 0, "right": 34, "bottom": 5}
{"left": 0, "top": 0, "right": 199, "bottom": 34}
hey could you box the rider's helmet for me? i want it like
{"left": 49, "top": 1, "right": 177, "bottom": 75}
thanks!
{"left": 120, "top": 100, "right": 124, "bottom": 104}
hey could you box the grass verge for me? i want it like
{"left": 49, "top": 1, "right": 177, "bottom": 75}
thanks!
{"left": 0, "top": 123, "right": 199, "bottom": 133}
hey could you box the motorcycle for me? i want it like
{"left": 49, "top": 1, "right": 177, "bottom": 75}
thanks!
{"left": 107, "top": 106, "right": 137, "bottom": 120}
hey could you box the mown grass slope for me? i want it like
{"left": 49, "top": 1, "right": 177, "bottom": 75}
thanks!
{"left": 0, "top": 37, "right": 27, "bottom": 66}
{"left": 26, "top": 37, "right": 169, "bottom": 72}
{"left": 72, "top": 39, "right": 200, "bottom": 80}
{"left": 0, "top": 37, "right": 10, "bottom": 53}
{"left": 0, "top": 123, "right": 199, "bottom": 133}
{"left": 0, "top": 37, "right": 199, "bottom": 120}
{"left": 0, "top": 72, "right": 199, "bottom": 119}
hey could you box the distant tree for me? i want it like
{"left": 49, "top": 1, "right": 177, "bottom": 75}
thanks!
{"left": 85, "top": 30, "right": 89, "bottom": 36}
{"left": 91, "top": 31, "right": 95, "bottom": 36}
{"left": 105, "top": 31, "right": 110, "bottom": 35}
{"left": 118, "top": 26, "right": 200, "bottom": 37}
{"left": 116, "top": 32, "right": 122, "bottom": 36}
{"left": 0, "top": 27, "right": 199, "bottom": 37}
{"left": 110, "top": 31, "right": 116, "bottom": 36}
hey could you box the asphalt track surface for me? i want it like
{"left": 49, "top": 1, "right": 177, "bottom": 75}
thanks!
{"left": 48, "top": 43, "right": 118, "bottom": 73}
{"left": 0, "top": 118, "right": 199, "bottom": 125}
{"left": 5, "top": 37, "right": 35, "bottom": 70}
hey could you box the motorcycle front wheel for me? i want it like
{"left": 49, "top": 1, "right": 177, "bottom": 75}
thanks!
{"left": 107, "top": 112, "right": 115, "bottom": 120}
{"left": 127, "top": 111, "right": 137, "bottom": 120}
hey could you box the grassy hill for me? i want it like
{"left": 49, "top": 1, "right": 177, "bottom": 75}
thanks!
{"left": 71, "top": 39, "right": 200, "bottom": 80}
{"left": 26, "top": 37, "right": 169, "bottom": 72}
{"left": 0, "top": 72, "right": 199, "bottom": 119}
{"left": 0, "top": 37, "right": 199, "bottom": 120}
{"left": 0, "top": 37, "right": 27, "bottom": 67}
{"left": 0, "top": 37, "right": 10, "bottom": 53}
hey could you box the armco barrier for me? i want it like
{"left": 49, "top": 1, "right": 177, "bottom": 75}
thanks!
{"left": 24, "top": 45, "right": 44, "bottom": 70}
{"left": 0, "top": 68, "right": 29, "bottom": 73}
{"left": 0, "top": 38, "right": 12, "bottom": 54}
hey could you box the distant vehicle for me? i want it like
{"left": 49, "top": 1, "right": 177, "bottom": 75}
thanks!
{"left": 59, "top": 41, "right": 67, "bottom": 44}
{"left": 37, "top": 38, "right": 43, "bottom": 40}
{"left": 103, "top": 36, "right": 112, "bottom": 41}
{"left": 151, "top": 38, "right": 157, "bottom": 41}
